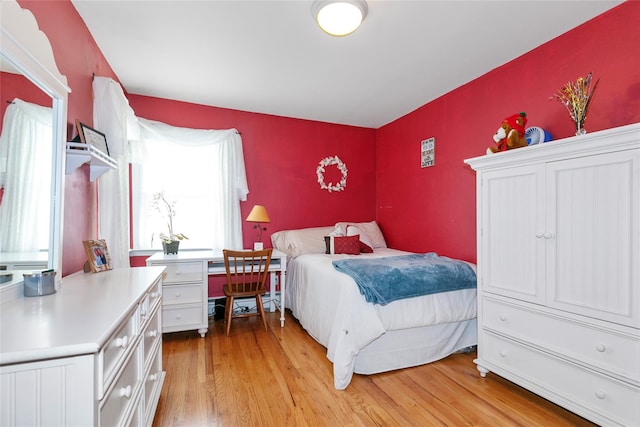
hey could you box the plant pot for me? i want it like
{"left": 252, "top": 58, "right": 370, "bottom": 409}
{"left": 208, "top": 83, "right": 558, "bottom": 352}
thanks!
{"left": 163, "top": 240, "right": 180, "bottom": 254}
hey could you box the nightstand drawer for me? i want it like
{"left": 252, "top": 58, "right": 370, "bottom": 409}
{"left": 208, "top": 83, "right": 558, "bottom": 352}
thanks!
{"left": 162, "top": 262, "right": 203, "bottom": 283}
{"left": 483, "top": 297, "right": 640, "bottom": 382}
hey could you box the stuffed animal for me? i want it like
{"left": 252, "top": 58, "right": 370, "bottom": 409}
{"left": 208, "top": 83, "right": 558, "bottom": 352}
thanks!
{"left": 487, "top": 112, "right": 529, "bottom": 154}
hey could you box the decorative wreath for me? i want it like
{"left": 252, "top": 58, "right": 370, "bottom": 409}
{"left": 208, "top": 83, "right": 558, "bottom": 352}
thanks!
{"left": 316, "top": 155, "right": 348, "bottom": 192}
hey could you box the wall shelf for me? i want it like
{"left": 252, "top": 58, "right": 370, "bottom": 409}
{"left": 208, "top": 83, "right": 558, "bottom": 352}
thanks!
{"left": 66, "top": 142, "right": 117, "bottom": 181}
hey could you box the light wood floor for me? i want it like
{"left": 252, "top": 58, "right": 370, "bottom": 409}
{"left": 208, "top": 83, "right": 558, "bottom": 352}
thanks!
{"left": 152, "top": 311, "right": 596, "bottom": 427}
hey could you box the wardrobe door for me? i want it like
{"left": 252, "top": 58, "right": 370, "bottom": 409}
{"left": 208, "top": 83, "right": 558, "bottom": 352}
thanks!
{"left": 480, "top": 164, "right": 546, "bottom": 304}
{"left": 545, "top": 149, "right": 640, "bottom": 328}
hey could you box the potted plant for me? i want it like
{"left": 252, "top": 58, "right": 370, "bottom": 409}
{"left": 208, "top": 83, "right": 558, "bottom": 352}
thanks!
{"left": 151, "top": 191, "right": 188, "bottom": 254}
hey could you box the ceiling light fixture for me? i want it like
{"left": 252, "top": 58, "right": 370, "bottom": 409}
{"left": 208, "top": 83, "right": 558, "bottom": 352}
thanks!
{"left": 312, "top": 0, "right": 368, "bottom": 36}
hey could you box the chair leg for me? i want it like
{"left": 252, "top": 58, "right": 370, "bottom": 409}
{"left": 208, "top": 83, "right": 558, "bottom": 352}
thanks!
{"left": 256, "top": 295, "right": 267, "bottom": 332}
{"left": 226, "top": 296, "right": 234, "bottom": 336}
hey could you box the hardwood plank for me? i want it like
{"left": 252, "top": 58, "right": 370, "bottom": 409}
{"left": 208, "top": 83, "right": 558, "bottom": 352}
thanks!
{"left": 152, "top": 311, "right": 597, "bottom": 427}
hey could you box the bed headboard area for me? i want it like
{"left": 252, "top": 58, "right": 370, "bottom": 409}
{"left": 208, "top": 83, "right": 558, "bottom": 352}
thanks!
{"left": 271, "top": 221, "right": 388, "bottom": 258}
{"left": 271, "top": 226, "right": 335, "bottom": 259}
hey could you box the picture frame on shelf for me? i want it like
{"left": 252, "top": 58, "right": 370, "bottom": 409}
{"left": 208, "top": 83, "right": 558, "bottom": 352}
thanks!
{"left": 75, "top": 119, "right": 110, "bottom": 155}
{"left": 82, "top": 239, "right": 113, "bottom": 273}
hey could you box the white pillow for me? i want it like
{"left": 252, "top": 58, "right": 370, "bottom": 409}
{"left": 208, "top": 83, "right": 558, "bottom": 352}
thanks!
{"left": 346, "top": 225, "right": 373, "bottom": 249}
{"left": 271, "top": 226, "right": 335, "bottom": 258}
{"left": 335, "top": 221, "right": 387, "bottom": 249}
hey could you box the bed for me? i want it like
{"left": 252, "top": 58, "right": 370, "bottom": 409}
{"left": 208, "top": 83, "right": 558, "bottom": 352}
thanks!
{"left": 272, "top": 222, "right": 478, "bottom": 390}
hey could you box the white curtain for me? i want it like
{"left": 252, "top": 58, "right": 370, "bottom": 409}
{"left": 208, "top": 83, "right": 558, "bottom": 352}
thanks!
{"left": 92, "top": 76, "right": 138, "bottom": 268}
{"left": 130, "top": 118, "right": 248, "bottom": 250}
{"left": 0, "top": 99, "right": 52, "bottom": 252}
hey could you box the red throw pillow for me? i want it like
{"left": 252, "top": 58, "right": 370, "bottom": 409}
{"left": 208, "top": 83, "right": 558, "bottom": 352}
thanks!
{"left": 324, "top": 235, "right": 360, "bottom": 255}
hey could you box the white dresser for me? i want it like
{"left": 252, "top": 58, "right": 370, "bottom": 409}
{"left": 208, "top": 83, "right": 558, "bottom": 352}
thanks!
{"left": 465, "top": 123, "right": 640, "bottom": 427}
{"left": 0, "top": 267, "right": 166, "bottom": 427}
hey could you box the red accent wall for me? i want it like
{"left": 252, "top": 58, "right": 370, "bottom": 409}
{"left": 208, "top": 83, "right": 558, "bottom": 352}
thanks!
{"left": 376, "top": 2, "right": 640, "bottom": 263}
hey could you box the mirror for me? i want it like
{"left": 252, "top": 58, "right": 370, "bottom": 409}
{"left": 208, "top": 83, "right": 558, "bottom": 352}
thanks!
{"left": 0, "top": 0, "right": 70, "bottom": 279}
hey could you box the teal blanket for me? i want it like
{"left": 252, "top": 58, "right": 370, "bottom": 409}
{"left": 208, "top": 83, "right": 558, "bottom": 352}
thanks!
{"left": 332, "top": 253, "right": 476, "bottom": 305}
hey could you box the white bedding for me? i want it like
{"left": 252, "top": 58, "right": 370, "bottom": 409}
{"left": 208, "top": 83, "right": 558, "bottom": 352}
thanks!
{"left": 286, "top": 248, "right": 478, "bottom": 389}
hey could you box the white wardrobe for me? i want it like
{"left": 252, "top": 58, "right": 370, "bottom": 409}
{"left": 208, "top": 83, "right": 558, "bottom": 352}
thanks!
{"left": 465, "top": 123, "right": 639, "bottom": 427}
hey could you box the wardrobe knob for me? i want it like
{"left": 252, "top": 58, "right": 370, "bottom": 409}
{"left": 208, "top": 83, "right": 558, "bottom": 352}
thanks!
{"left": 536, "top": 232, "right": 544, "bottom": 238}
{"left": 544, "top": 232, "right": 553, "bottom": 239}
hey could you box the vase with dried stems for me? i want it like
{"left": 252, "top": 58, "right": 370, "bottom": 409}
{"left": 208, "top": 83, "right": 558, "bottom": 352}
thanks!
{"left": 552, "top": 71, "right": 599, "bottom": 136}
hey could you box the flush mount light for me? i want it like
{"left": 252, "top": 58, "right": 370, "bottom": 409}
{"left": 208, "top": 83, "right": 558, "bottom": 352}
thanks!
{"left": 312, "top": 0, "right": 368, "bottom": 36}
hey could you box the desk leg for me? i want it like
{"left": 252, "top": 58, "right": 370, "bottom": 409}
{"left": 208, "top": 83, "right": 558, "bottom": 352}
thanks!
{"left": 280, "top": 270, "right": 286, "bottom": 327}
{"left": 269, "top": 271, "right": 276, "bottom": 312}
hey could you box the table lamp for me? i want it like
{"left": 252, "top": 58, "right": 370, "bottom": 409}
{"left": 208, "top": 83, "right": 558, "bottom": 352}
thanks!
{"left": 245, "top": 205, "right": 270, "bottom": 250}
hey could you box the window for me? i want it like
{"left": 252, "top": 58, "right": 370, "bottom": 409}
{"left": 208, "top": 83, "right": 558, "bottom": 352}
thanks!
{"left": 130, "top": 119, "right": 247, "bottom": 251}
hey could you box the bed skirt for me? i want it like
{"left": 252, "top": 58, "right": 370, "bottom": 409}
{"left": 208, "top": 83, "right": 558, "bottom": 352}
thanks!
{"left": 352, "top": 318, "right": 477, "bottom": 375}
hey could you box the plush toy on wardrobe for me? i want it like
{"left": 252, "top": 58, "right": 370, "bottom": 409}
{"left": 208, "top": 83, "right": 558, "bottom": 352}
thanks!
{"left": 487, "top": 112, "right": 529, "bottom": 154}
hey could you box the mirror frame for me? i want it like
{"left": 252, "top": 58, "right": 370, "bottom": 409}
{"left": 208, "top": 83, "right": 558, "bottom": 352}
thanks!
{"left": 0, "top": 0, "right": 71, "bottom": 273}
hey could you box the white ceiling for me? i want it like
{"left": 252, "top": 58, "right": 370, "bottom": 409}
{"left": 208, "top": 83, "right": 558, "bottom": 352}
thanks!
{"left": 71, "top": 0, "right": 622, "bottom": 129}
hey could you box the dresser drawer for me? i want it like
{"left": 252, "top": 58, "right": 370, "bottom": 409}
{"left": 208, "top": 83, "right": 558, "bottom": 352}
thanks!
{"left": 99, "top": 307, "right": 139, "bottom": 399}
{"left": 99, "top": 344, "right": 141, "bottom": 427}
{"left": 147, "top": 277, "right": 162, "bottom": 312}
{"left": 163, "top": 283, "right": 203, "bottom": 305}
{"left": 483, "top": 297, "right": 640, "bottom": 383}
{"left": 162, "top": 305, "right": 204, "bottom": 329}
{"left": 144, "top": 346, "right": 164, "bottom": 426}
{"left": 482, "top": 331, "right": 639, "bottom": 427}
{"left": 142, "top": 307, "right": 161, "bottom": 368}
{"left": 161, "top": 262, "right": 203, "bottom": 284}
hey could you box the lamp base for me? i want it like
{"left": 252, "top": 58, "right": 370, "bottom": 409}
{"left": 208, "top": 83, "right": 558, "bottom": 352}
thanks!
{"left": 253, "top": 242, "right": 264, "bottom": 250}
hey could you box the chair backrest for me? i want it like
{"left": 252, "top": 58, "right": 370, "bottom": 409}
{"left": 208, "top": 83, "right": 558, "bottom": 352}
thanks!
{"left": 223, "top": 248, "right": 272, "bottom": 294}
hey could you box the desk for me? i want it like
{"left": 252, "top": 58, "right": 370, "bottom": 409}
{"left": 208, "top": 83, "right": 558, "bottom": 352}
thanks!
{"left": 146, "top": 249, "right": 287, "bottom": 336}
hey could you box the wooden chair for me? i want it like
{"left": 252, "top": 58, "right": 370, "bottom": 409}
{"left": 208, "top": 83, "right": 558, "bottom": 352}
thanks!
{"left": 222, "top": 248, "right": 272, "bottom": 336}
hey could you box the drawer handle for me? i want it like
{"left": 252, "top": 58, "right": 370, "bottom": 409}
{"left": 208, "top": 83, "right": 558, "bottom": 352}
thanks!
{"left": 175, "top": 292, "right": 181, "bottom": 298}
{"left": 176, "top": 314, "right": 182, "bottom": 320}
{"left": 149, "top": 329, "right": 158, "bottom": 338}
{"left": 595, "top": 343, "right": 606, "bottom": 352}
{"left": 499, "top": 314, "right": 507, "bottom": 322}
{"left": 595, "top": 390, "right": 606, "bottom": 400}
{"left": 499, "top": 350, "right": 508, "bottom": 358}
{"left": 175, "top": 270, "right": 182, "bottom": 275}
{"left": 141, "top": 309, "right": 147, "bottom": 318}
{"left": 115, "top": 335, "right": 129, "bottom": 349}
{"left": 120, "top": 385, "right": 132, "bottom": 399}
{"left": 151, "top": 291, "right": 159, "bottom": 298}
{"left": 149, "top": 373, "right": 159, "bottom": 382}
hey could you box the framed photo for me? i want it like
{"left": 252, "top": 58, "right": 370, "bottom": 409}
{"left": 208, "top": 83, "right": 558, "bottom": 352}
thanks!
{"left": 82, "top": 239, "right": 113, "bottom": 273}
{"left": 421, "top": 137, "right": 435, "bottom": 168}
{"left": 75, "top": 119, "right": 110, "bottom": 156}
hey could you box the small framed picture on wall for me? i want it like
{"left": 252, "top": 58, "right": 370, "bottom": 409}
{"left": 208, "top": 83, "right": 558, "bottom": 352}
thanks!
{"left": 421, "top": 137, "right": 435, "bottom": 168}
